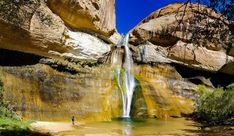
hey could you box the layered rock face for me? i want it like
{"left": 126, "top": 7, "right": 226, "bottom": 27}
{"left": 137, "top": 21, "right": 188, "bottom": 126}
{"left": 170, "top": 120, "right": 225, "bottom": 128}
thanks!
{"left": 130, "top": 3, "right": 234, "bottom": 75}
{"left": 0, "top": 0, "right": 113, "bottom": 61}
{"left": 0, "top": 1, "right": 233, "bottom": 123}
{"left": 132, "top": 65, "right": 196, "bottom": 118}
{"left": 1, "top": 64, "right": 121, "bottom": 122}
{"left": 47, "top": 0, "right": 116, "bottom": 37}
{"left": 0, "top": 0, "right": 119, "bottom": 122}
{"left": 0, "top": 63, "right": 196, "bottom": 121}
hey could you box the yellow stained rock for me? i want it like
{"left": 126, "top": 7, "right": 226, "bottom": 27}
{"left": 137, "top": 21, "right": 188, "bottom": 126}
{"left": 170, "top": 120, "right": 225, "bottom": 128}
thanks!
{"left": 0, "top": 64, "right": 196, "bottom": 122}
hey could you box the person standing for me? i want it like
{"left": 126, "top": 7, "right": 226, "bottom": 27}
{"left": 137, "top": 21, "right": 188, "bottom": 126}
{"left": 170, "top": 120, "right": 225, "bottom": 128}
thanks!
{"left": 72, "top": 116, "right": 75, "bottom": 125}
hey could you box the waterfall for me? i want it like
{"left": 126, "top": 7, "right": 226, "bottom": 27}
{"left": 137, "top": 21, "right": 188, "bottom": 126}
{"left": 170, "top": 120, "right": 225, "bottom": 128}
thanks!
{"left": 111, "top": 34, "right": 135, "bottom": 118}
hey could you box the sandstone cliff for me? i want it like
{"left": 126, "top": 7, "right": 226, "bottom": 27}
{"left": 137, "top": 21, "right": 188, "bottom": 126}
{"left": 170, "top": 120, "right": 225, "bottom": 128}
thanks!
{"left": 0, "top": 63, "right": 196, "bottom": 121}
{"left": 47, "top": 0, "right": 116, "bottom": 37}
{"left": 0, "top": 1, "right": 233, "bottom": 123}
{"left": 130, "top": 3, "right": 234, "bottom": 75}
{"left": 0, "top": 0, "right": 116, "bottom": 62}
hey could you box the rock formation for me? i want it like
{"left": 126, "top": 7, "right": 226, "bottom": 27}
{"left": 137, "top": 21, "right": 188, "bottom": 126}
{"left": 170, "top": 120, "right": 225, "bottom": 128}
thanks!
{"left": 130, "top": 3, "right": 234, "bottom": 75}
{"left": 0, "top": 62, "right": 196, "bottom": 121}
{"left": 0, "top": 0, "right": 114, "bottom": 62}
{"left": 0, "top": 0, "right": 117, "bottom": 122}
{"left": 0, "top": 64, "right": 121, "bottom": 122}
{"left": 0, "top": 1, "right": 233, "bottom": 122}
{"left": 47, "top": 0, "right": 116, "bottom": 37}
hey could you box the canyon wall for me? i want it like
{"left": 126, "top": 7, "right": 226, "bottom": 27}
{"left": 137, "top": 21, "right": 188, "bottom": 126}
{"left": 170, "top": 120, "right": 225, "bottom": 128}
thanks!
{"left": 0, "top": 1, "right": 233, "bottom": 122}
{"left": 0, "top": 59, "right": 196, "bottom": 121}
{"left": 130, "top": 3, "right": 234, "bottom": 75}
{"left": 0, "top": 0, "right": 117, "bottom": 62}
{"left": 47, "top": 0, "right": 116, "bottom": 36}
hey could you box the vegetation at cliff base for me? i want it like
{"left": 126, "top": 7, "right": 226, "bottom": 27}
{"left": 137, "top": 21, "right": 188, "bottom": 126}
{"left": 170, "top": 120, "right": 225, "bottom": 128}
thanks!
{"left": 0, "top": 80, "right": 21, "bottom": 124}
{"left": 193, "top": 83, "right": 234, "bottom": 126}
{"left": 0, "top": 81, "right": 21, "bottom": 120}
{"left": 0, "top": 80, "right": 49, "bottom": 136}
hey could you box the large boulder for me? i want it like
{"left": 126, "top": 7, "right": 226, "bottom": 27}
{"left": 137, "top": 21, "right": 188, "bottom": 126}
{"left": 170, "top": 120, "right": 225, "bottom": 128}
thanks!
{"left": 0, "top": 0, "right": 111, "bottom": 61}
{"left": 47, "top": 0, "right": 116, "bottom": 37}
{"left": 134, "top": 41, "right": 234, "bottom": 73}
{"left": 130, "top": 3, "right": 234, "bottom": 75}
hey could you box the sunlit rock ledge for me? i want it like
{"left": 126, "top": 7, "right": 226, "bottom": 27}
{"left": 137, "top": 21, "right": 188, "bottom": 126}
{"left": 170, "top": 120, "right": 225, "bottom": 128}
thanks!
{"left": 50, "top": 30, "right": 111, "bottom": 60}
{"left": 47, "top": 0, "right": 116, "bottom": 37}
{"left": 0, "top": 0, "right": 114, "bottom": 62}
{"left": 130, "top": 3, "right": 234, "bottom": 75}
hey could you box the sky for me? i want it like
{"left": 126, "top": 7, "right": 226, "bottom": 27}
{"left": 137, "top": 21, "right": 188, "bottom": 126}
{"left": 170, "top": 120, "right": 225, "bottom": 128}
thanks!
{"left": 116, "top": 0, "right": 190, "bottom": 34}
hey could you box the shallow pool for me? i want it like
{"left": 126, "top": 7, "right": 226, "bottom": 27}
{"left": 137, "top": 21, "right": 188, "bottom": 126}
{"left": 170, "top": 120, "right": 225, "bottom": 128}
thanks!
{"left": 57, "top": 118, "right": 202, "bottom": 135}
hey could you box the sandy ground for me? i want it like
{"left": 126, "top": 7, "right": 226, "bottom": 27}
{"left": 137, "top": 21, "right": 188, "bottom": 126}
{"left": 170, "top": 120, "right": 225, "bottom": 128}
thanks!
{"left": 31, "top": 121, "right": 77, "bottom": 133}
{"left": 30, "top": 121, "right": 234, "bottom": 136}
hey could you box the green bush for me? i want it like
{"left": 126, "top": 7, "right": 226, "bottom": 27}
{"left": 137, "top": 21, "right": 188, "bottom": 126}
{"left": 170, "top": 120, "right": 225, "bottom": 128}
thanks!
{"left": 0, "top": 80, "right": 48, "bottom": 135}
{"left": 0, "top": 117, "right": 32, "bottom": 130}
{"left": 0, "top": 117, "right": 49, "bottom": 136}
{"left": 0, "top": 80, "right": 27, "bottom": 129}
{"left": 193, "top": 83, "right": 234, "bottom": 125}
{"left": 0, "top": 80, "right": 3, "bottom": 101}
{"left": 0, "top": 80, "right": 21, "bottom": 120}
{"left": 0, "top": 104, "right": 21, "bottom": 121}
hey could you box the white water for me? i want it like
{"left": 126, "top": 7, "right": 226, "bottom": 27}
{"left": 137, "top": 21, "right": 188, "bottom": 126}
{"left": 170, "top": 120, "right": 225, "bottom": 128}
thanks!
{"left": 112, "top": 34, "right": 135, "bottom": 118}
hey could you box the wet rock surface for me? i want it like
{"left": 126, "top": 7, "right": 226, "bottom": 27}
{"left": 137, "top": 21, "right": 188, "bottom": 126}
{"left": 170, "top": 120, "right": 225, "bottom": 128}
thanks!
{"left": 0, "top": 63, "right": 197, "bottom": 121}
{"left": 0, "top": 64, "right": 121, "bottom": 122}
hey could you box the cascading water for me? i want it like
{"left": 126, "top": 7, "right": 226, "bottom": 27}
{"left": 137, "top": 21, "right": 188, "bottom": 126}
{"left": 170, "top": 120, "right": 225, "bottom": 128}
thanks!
{"left": 111, "top": 34, "right": 135, "bottom": 118}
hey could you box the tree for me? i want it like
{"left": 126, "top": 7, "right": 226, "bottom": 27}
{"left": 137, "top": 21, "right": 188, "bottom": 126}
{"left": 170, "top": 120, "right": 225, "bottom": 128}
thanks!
{"left": 201, "top": 0, "right": 234, "bottom": 35}
{"left": 172, "top": 0, "right": 233, "bottom": 51}
{"left": 192, "top": 0, "right": 234, "bottom": 33}
{"left": 208, "top": 0, "right": 234, "bottom": 21}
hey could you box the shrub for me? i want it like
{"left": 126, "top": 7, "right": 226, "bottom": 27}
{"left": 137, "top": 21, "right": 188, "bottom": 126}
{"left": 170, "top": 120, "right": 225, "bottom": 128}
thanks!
{"left": 0, "top": 80, "right": 3, "bottom": 101}
{"left": 0, "top": 80, "right": 21, "bottom": 121}
{"left": 193, "top": 83, "right": 234, "bottom": 125}
{"left": 0, "top": 80, "right": 48, "bottom": 135}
